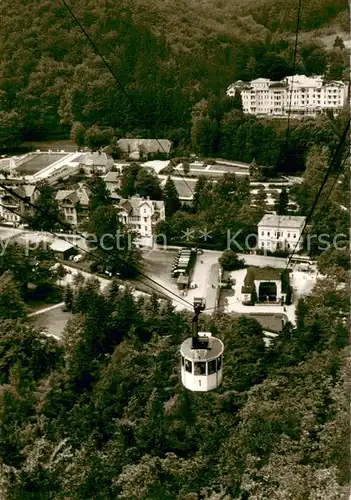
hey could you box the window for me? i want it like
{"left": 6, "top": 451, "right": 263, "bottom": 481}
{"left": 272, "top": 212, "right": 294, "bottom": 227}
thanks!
{"left": 144, "top": 209, "right": 147, "bottom": 213}
{"left": 181, "top": 356, "right": 184, "bottom": 366}
{"left": 267, "top": 231, "right": 270, "bottom": 236}
{"left": 293, "top": 234, "right": 296, "bottom": 238}
{"left": 261, "top": 242, "right": 264, "bottom": 247}
{"left": 144, "top": 217, "right": 147, "bottom": 222}
{"left": 208, "top": 359, "right": 216, "bottom": 375}
{"left": 261, "top": 231, "right": 264, "bottom": 236}
{"left": 287, "top": 233, "right": 290, "bottom": 238}
{"left": 185, "top": 359, "right": 192, "bottom": 373}
{"left": 144, "top": 226, "right": 147, "bottom": 231}
{"left": 287, "top": 243, "right": 290, "bottom": 249}
{"left": 217, "top": 356, "right": 222, "bottom": 371}
{"left": 194, "top": 362, "right": 206, "bottom": 376}
{"left": 277, "top": 232, "right": 280, "bottom": 238}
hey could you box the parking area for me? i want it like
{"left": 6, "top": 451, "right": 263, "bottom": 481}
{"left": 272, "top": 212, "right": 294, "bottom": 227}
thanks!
{"left": 142, "top": 249, "right": 220, "bottom": 310}
{"left": 142, "top": 249, "right": 178, "bottom": 279}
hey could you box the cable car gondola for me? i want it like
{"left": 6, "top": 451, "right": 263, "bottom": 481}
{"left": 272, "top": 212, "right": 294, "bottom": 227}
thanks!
{"left": 180, "top": 298, "right": 224, "bottom": 392}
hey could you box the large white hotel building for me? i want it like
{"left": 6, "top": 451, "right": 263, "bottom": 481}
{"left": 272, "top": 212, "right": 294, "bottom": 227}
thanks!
{"left": 227, "top": 75, "right": 349, "bottom": 117}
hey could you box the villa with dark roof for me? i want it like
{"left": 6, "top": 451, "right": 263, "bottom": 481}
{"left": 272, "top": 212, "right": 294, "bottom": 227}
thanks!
{"left": 117, "top": 195, "right": 165, "bottom": 247}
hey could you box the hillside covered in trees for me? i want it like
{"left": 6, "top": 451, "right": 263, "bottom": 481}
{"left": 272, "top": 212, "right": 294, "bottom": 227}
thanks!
{"left": 0, "top": 0, "right": 348, "bottom": 150}
{"left": 0, "top": 262, "right": 348, "bottom": 498}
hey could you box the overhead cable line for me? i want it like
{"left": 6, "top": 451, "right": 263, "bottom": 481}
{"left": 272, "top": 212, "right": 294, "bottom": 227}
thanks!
{"left": 284, "top": 118, "right": 350, "bottom": 272}
{"left": 283, "top": 0, "right": 303, "bottom": 148}
{"left": 59, "top": 0, "right": 198, "bottom": 198}
{"left": 276, "top": 0, "right": 303, "bottom": 239}
{"left": 315, "top": 151, "right": 350, "bottom": 214}
{"left": 59, "top": 0, "right": 227, "bottom": 237}
{"left": 201, "top": 119, "right": 350, "bottom": 313}
{"left": 0, "top": 187, "right": 193, "bottom": 309}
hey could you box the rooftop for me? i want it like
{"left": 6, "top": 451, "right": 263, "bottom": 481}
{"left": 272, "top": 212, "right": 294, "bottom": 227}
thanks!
{"left": 78, "top": 152, "right": 113, "bottom": 167}
{"left": 246, "top": 266, "right": 284, "bottom": 282}
{"left": 180, "top": 336, "right": 224, "bottom": 361}
{"left": 55, "top": 190, "right": 76, "bottom": 201}
{"left": 50, "top": 239, "right": 75, "bottom": 253}
{"left": 119, "top": 195, "right": 164, "bottom": 216}
{"left": 258, "top": 214, "right": 306, "bottom": 229}
{"left": 117, "top": 139, "right": 172, "bottom": 154}
{"left": 242, "top": 266, "right": 290, "bottom": 294}
{"left": 160, "top": 177, "right": 197, "bottom": 199}
{"left": 142, "top": 160, "right": 171, "bottom": 174}
{"left": 104, "top": 171, "right": 120, "bottom": 183}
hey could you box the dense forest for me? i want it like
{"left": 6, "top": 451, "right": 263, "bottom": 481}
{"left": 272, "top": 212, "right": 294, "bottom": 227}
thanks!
{"left": 0, "top": 0, "right": 349, "bottom": 154}
{"left": 0, "top": 255, "right": 348, "bottom": 498}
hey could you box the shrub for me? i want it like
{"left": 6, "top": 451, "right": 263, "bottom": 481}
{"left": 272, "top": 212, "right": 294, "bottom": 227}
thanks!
{"left": 219, "top": 250, "right": 246, "bottom": 271}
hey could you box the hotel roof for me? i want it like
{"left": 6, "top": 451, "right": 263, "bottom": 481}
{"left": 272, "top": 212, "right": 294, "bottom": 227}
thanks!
{"left": 258, "top": 214, "right": 306, "bottom": 229}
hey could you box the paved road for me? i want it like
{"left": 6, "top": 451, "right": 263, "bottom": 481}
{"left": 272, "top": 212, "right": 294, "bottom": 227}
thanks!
{"left": 151, "top": 247, "right": 287, "bottom": 269}
{"left": 55, "top": 264, "right": 192, "bottom": 311}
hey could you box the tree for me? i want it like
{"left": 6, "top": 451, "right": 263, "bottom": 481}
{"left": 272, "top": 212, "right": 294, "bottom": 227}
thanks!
{"left": 27, "top": 183, "right": 60, "bottom": 231}
{"left": 191, "top": 116, "right": 218, "bottom": 156}
{"left": 56, "top": 264, "right": 67, "bottom": 286}
{"left": 0, "top": 271, "right": 26, "bottom": 319}
{"left": 219, "top": 250, "right": 245, "bottom": 271}
{"left": 84, "top": 125, "right": 115, "bottom": 150}
{"left": 119, "top": 163, "right": 142, "bottom": 198}
{"left": 135, "top": 169, "right": 162, "bottom": 200}
{"left": 215, "top": 173, "right": 237, "bottom": 199}
{"left": 326, "top": 48, "right": 348, "bottom": 80}
{"left": 317, "top": 247, "right": 350, "bottom": 275}
{"left": 88, "top": 175, "right": 111, "bottom": 214}
{"left": 63, "top": 284, "right": 74, "bottom": 311}
{"left": 193, "top": 176, "right": 208, "bottom": 212}
{"left": 163, "top": 177, "right": 180, "bottom": 218}
{"left": 89, "top": 205, "right": 141, "bottom": 277}
{"left": 0, "top": 111, "right": 22, "bottom": 149}
{"left": 0, "top": 321, "right": 61, "bottom": 384}
{"left": 333, "top": 36, "right": 345, "bottom": 50}
{"left": 275, "top": 187, "right": 289, "bottom": 215}
{"left": 70, "top": 122, "right": 86, "bottom": 147}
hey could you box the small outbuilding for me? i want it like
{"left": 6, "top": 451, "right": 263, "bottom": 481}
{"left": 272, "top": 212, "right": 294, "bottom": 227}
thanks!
{"left": 50, "top": 240, "right": 77, "bottom": 260}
